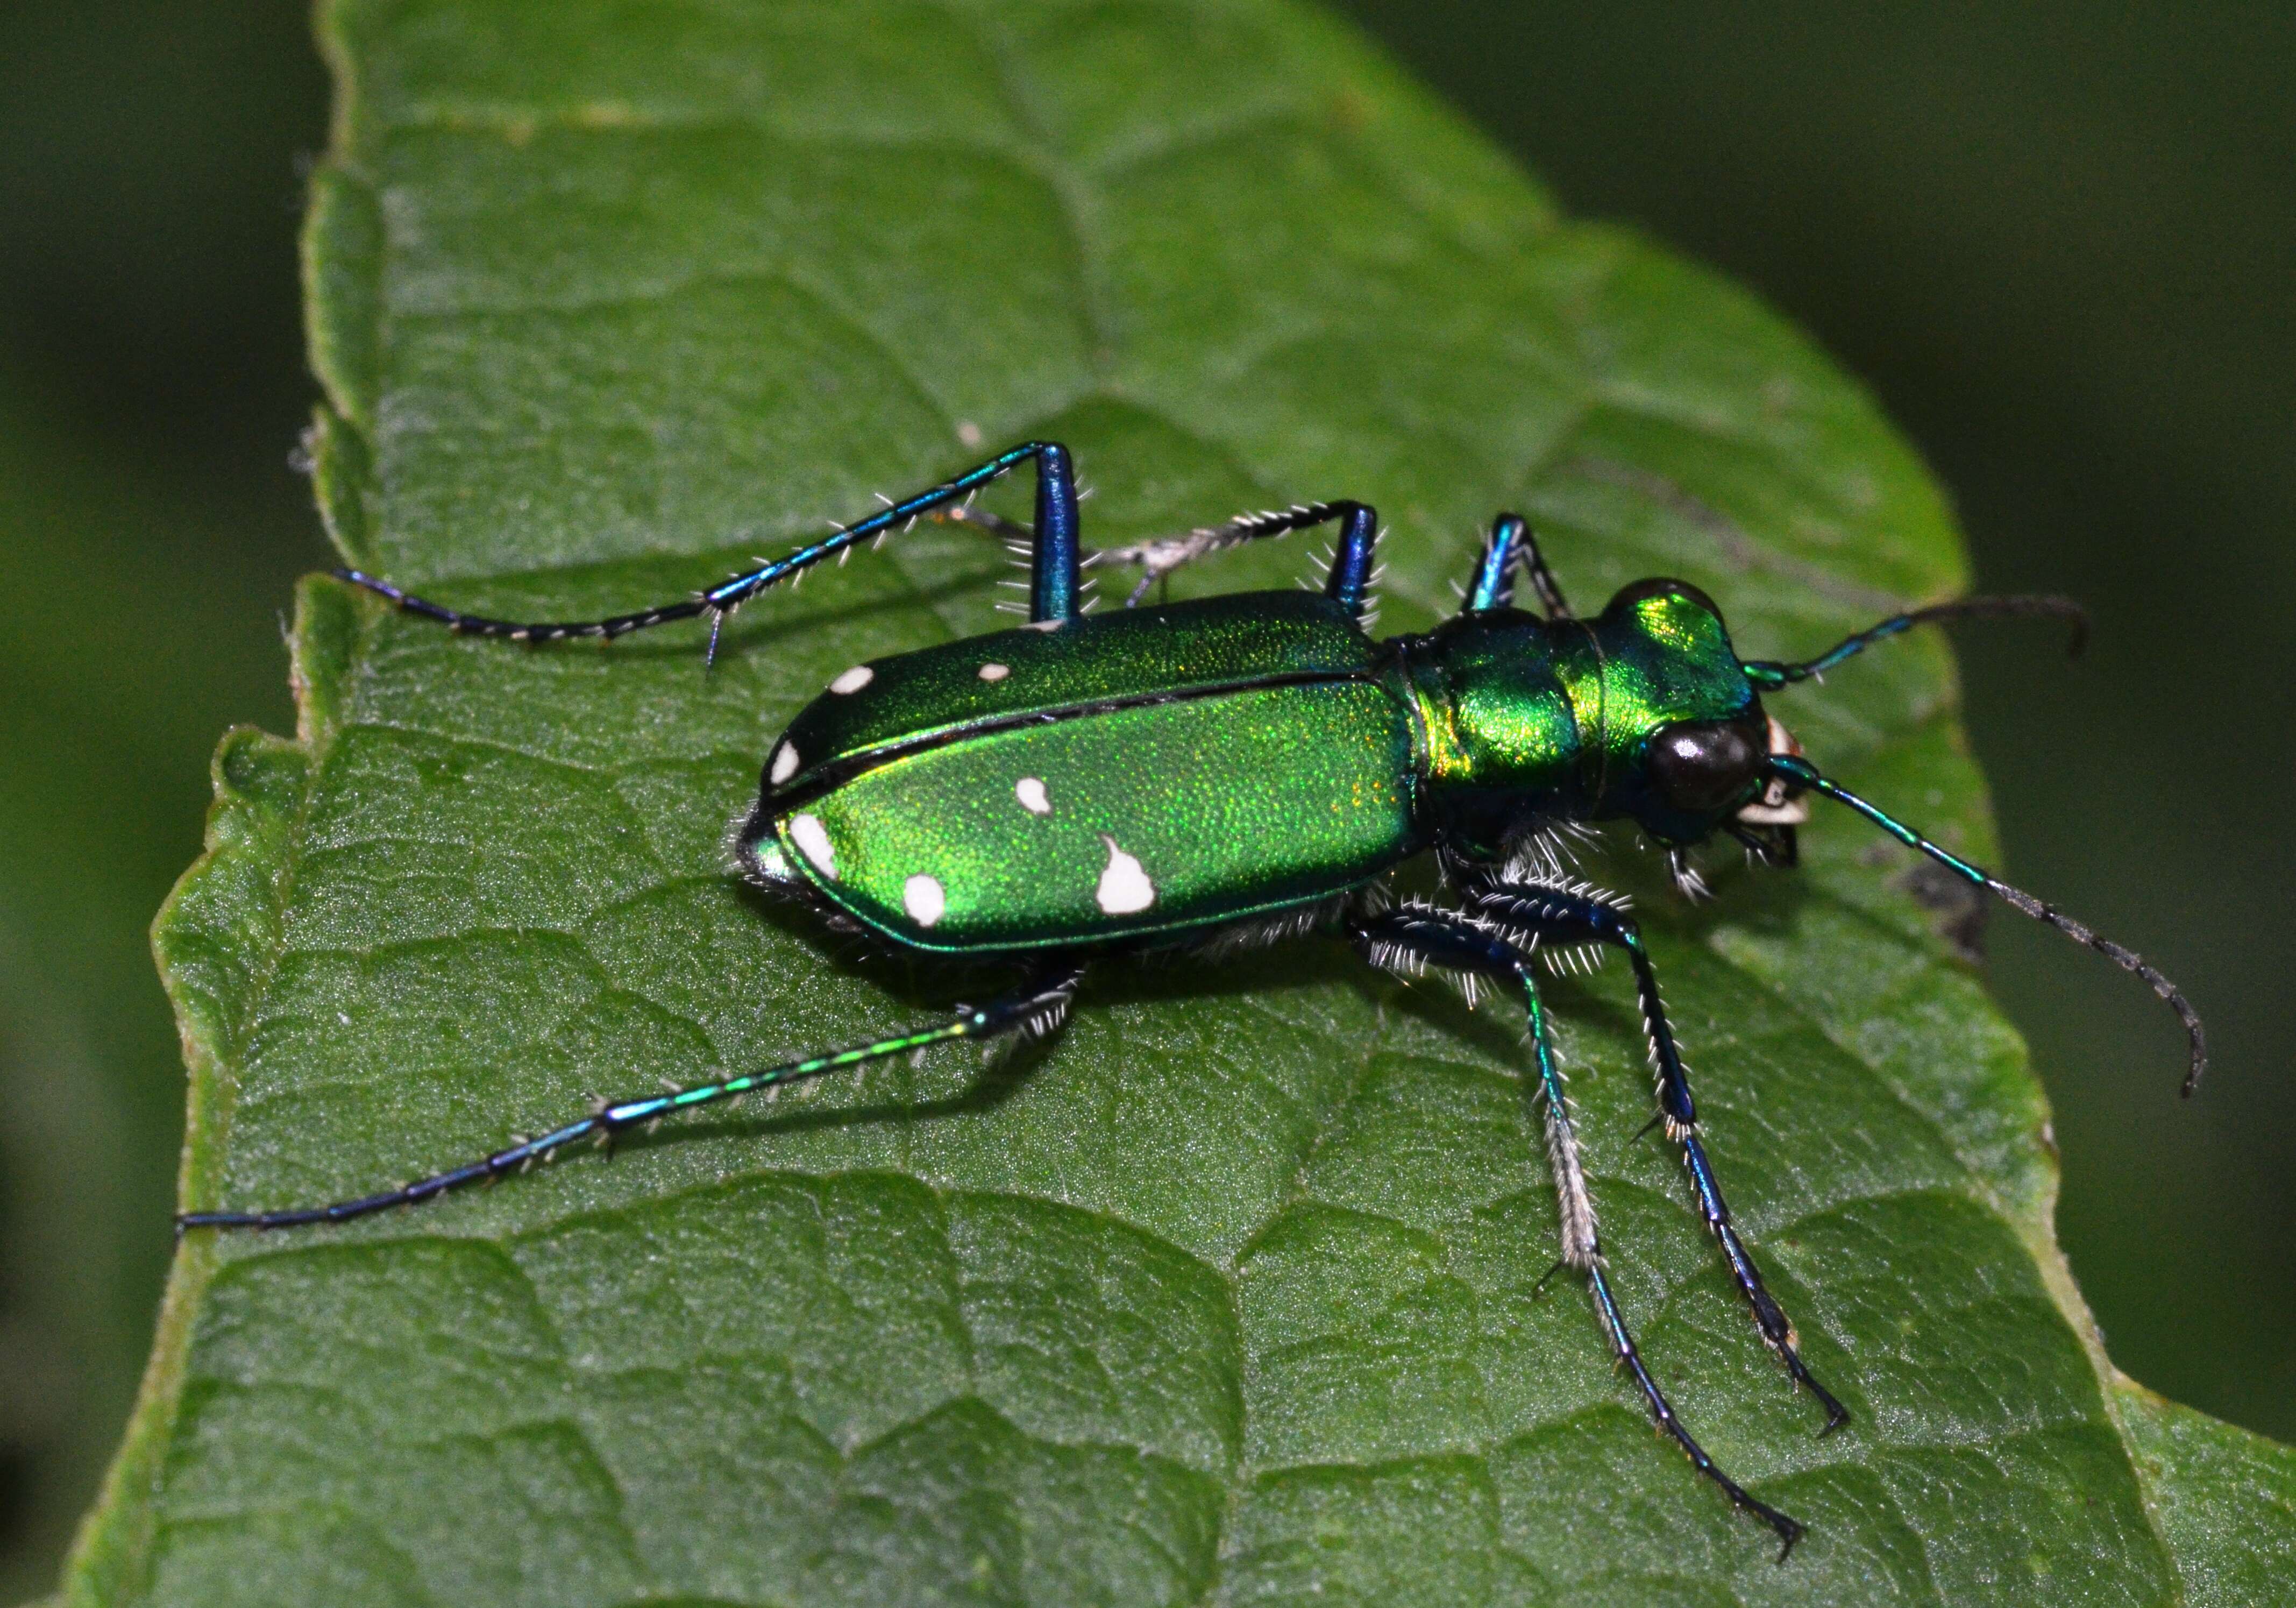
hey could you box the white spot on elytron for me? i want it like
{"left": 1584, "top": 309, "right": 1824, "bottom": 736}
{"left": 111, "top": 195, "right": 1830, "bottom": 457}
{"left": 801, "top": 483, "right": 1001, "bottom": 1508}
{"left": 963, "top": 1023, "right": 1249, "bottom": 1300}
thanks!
{"left": 829, "top": 664, "right": 875, "bottom": 694}
{"left": 788, "top": 814, "right": 836, "bottom": 879}
{"left": 769, "top": 741, "right": 799, "bottom": 785}
{"left": 903, "top": 874, "right": 946, "bottom": 927}
{"left": 1022, "top": 618, "right": 1062, "bottom": 633}
{"left": 1095, "top": 834, "right": 1155, "bottom": 915}
{"left": 1015, "top": 777, "right": 1051, "bottom": 816}
{"left": 977, "top": 661, "right": 1010, "bottom": 682}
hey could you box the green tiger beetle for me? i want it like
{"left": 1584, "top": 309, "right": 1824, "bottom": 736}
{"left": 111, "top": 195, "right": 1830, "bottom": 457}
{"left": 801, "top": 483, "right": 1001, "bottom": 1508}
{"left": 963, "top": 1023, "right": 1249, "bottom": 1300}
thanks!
{"left": 181, "top": 440, "right": 2206, "bottom": 1557}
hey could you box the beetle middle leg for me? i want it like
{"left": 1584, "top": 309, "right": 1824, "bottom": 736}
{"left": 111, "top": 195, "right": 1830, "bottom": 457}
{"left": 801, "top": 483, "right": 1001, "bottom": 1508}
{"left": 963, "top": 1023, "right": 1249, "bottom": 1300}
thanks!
{"left": 1463, "top": 875, "right": 1851, "bottom": 1433}
{"left": 1107, "top": 500, "right": 1381, "bottom": 618}
{"left": 945, "top": 497, "right": 1384, "bottom": 617}
{"left": 1352, "top": 903, "right": 1805, "bottom": 1558}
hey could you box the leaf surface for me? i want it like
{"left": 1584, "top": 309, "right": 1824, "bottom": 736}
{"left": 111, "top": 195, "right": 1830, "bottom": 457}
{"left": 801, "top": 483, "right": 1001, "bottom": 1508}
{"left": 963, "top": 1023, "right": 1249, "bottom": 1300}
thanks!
{"left": 70, "top": 1, "right": 2291, "bottom": 1603}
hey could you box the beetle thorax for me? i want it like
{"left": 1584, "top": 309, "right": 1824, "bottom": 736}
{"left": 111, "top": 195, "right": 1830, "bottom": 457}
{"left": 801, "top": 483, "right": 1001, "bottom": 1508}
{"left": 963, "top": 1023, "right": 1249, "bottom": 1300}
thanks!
{"left": 1384, "top": 610, "right": 1588, "bottom": 856}
{"left": 1389, "top": 580, "right": 1769, "bottom": 854}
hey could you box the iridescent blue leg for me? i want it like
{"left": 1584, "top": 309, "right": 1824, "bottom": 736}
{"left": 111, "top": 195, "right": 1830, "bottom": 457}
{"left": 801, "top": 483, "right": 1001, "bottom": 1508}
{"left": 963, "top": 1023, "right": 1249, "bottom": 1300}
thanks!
{"left": 333, "top": 441, "right": 1086, "bottom": 660}
{"left": 1463, "top": 876, "right": 1850, "bottom": 1433}
{"left": 1351, "top": 904, "right": 1805, "bottom": 1559}
{"left": 1462, "top": 512, "right": 1570, "bottom": 619}
{"left": 1316, "top": 502, "right": 1380, "bottom": 618}
{"left": 939, "top": 494, "right": 1382, "bottom": 615}
{"left": 1023, "top": 442, "right": 1082, "bottom": 622}
{"left": 1085, "top": 500, "right": 1380, "bottom": 614}
{"left": 177, "top": 966, "right": 1084, "bottom": 1234}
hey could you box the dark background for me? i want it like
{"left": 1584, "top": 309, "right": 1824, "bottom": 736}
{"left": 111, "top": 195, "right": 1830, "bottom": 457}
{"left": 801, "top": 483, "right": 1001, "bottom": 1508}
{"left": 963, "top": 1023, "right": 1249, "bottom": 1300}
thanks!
{"left": 0, "top": 2, "right": 2287, "bottom": 1596}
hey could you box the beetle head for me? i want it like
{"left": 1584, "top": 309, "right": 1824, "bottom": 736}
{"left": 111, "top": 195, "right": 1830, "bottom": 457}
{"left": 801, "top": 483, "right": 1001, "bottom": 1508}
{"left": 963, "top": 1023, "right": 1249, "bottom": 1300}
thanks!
{"left": 1588, "top": 578, "right": 1782, "bottom": 846}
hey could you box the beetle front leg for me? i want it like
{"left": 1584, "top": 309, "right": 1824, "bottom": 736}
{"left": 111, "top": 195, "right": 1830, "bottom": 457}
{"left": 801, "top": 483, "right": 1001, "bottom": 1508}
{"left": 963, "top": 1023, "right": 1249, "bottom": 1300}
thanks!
{"left": 1462, "top": 512, "right": 1571, "bottom": 619}
{"left": 1352, "top": 904, "right": 1805, "bottom": 1559}
{"left": 1464, "top": 877, "right": 1851, "bottom": 1433}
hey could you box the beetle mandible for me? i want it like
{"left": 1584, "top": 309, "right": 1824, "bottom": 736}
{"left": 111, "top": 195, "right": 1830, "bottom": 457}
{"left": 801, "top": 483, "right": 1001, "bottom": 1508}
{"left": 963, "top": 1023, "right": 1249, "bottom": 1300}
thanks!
{"left": 181, "top": 440, "right": 2207, "bottom": 1557}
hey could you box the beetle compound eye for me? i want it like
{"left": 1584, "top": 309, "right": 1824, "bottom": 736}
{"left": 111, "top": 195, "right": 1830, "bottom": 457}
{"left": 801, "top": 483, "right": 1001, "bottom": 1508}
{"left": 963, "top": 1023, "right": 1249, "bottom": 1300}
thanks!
{"left": 1649, "top": 718, "right": 1765, "bottom": 812}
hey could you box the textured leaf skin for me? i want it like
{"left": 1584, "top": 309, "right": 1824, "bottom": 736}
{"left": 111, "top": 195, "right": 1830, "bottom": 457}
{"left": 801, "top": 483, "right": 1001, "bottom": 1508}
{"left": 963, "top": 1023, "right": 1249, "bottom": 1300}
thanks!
{"left": 2113, "top": 1380, "right": 2296, "bottom": 1606}
{"left": 61, "top": 0, "right": 2289, "bottom": 1603}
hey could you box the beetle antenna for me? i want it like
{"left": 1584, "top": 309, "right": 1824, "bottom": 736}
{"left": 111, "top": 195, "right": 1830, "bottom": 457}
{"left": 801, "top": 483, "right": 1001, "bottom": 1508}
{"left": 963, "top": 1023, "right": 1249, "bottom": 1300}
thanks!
{"left": 1769, "top": 756, "right": 2206, "bottom": 1095}
{"left": 1745, "top": 595, "right": 2087, "bottom": 688}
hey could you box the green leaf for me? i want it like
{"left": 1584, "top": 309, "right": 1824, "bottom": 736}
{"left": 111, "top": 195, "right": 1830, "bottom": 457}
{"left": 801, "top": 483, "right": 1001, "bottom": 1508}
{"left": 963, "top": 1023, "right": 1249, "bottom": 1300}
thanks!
{"left": 67, "top": 0, "right": 2288, "bottom": 1603}
{"left": 2112, "top": 1379, "right": 2296, "bottom": 1607}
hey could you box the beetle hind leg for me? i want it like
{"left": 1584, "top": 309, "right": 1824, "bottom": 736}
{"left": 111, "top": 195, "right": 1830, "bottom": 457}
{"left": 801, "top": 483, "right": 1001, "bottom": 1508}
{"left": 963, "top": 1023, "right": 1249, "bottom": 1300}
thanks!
{"left": 333, "top": 440, "right": 1089, "bottom": 657}
{"left": 177, "top": 965, "right": 1087, "bottom": 1234}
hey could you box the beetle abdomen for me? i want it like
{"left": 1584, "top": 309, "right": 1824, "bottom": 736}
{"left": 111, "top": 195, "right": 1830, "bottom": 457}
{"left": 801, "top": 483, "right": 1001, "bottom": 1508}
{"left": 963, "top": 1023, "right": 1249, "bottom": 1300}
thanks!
{"left": 756, "top": 678, "right": 1414, "bottom": 950}
{"left": 736, "top": 593, "right": 1417, "bottom": 950}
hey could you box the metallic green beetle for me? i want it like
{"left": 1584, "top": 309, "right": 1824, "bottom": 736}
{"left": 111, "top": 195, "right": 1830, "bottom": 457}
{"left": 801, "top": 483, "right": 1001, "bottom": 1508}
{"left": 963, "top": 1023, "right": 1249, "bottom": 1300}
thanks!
{"left": 182, "top": 441, "right": 2206, "bottom": 1557}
